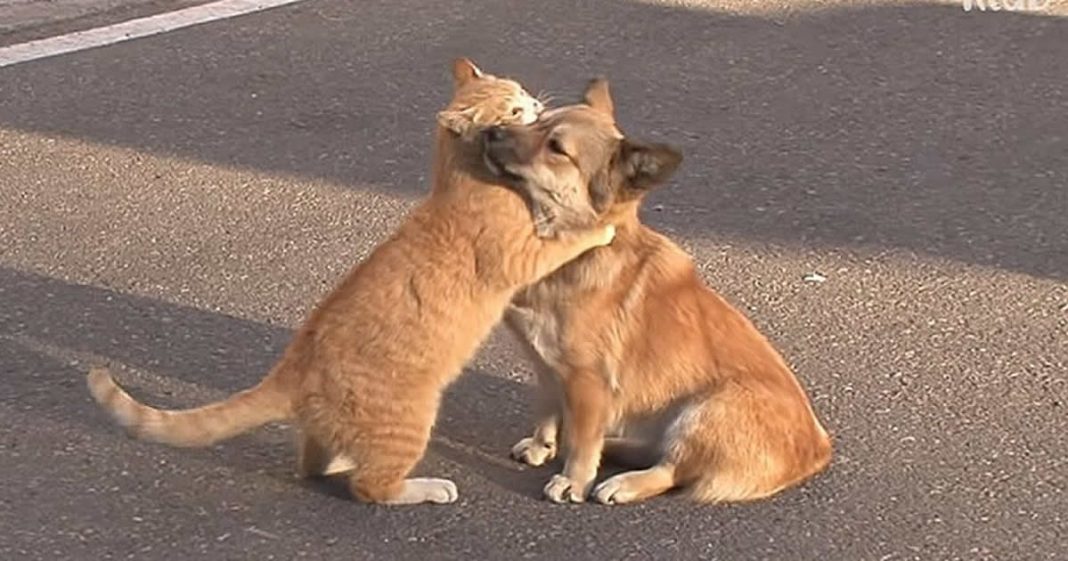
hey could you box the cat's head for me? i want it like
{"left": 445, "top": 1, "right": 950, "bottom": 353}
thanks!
{"left": 436, "top": 58, "right": 544, "bottom": 139}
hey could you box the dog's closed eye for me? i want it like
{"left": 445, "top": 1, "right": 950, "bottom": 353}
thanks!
{"left": 548, "top": 138, "right": 568, "bottom": 156}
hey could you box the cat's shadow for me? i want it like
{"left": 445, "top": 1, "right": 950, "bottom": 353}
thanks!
{"left": 1, "top": 266, "right": 566, "bottom": 502}
{"left": 292, "top": 371, "right": 567, "bottom": 502}
{"left": 296, "top": 423, "right": 646, "bottom": 504}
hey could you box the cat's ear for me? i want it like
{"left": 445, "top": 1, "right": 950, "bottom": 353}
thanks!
{"left": 583, "top": 78, "right": 614, "bottom": 117}
{"left": 452, "top": 57, "right": 484, "bottom": 88}
{"left": 437, "top": 107, "right": 477, "bottom": 137}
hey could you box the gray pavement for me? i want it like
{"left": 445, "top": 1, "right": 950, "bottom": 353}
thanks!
{"left": 0, "top": 0, "right": 214, "bottom": 46}
{"left": 0, "top": 1, "right": 1066, "bottom": 560}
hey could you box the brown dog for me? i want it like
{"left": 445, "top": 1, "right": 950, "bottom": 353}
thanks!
{"left": 483, "top": 79, "right": 832, "bottom": 505}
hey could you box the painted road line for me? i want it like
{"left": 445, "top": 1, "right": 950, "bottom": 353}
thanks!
{"left": 0, "top": 0, "right": 306, "bottom": 68}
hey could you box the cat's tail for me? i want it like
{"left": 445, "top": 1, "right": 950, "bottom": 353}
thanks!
{"left": 87, "top": 366, "right": 294, "bottom": 448}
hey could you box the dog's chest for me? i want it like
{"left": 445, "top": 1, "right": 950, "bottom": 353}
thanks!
{"left": 507, "top": 301, "right": 566, "bottom": 371}
{"left": 510, "top": 257, "right": 613, "bottom": 371}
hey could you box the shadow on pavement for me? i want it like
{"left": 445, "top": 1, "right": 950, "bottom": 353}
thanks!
{"left": 0, "top": 1, "right": 1065, "bottom": 280}
{"left": 0, "top": 266, "right": 542, "bottom": 498}
{"left": 0, "top": 265, "right": 852, "bottom": 559}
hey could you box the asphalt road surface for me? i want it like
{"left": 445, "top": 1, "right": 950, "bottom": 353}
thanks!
{"left": 1, "top": 1, "right": 1066, "bottom": 559}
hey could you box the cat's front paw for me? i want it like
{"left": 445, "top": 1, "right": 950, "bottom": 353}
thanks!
{"left": 598, "top": 224, "right": 616, "bottom": 246}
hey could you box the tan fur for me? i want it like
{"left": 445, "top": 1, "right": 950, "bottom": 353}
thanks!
{"left": 87, "top": 59, "right": 612, "bottom": 506}
{"left": 484, "top": 79, "right": 832, "bottom": 505}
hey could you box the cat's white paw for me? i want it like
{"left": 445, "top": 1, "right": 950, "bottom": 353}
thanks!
{"left": 387, "top": 478, "right": 459, "bottom": 505}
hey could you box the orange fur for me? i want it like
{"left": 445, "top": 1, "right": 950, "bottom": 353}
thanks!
{"left": 486, "top": 79, "right": 832, "bottom": 505}
{"left": 87, "top": 59, "right": 612, "bottom": 506}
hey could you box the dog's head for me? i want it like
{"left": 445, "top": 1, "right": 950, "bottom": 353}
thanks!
{"left": 436, "top": 58, "right": 544, "bottom": 139}
{"left": 481, "top": 79, "right": 682, "bottom": 227}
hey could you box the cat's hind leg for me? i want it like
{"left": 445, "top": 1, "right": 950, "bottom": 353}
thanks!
{"left": 338, "top": 414, "right": 458, "bottom": 505}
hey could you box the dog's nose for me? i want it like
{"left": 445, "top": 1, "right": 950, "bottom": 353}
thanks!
{"left": 483, "top": 126, "right": 505, "bottom": 143}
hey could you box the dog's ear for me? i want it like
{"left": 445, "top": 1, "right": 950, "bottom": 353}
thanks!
{"left": 583, "top": 78, "right": 614, "bottom": 117}
{"left": 588, "top": 167, "right": 615, "bottom": 212}
{"left": 437, "top": 107, "right": 478, "bottom": 137}
{"left": 452, "top": 57, "right": 484, "bottom": 88}
{"left": 619, "top": 139, "right": 683, "bottom": 191}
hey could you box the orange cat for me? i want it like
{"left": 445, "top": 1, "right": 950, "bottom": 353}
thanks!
{"left": 87, "top": 59, "right": 612, "bottom": 505}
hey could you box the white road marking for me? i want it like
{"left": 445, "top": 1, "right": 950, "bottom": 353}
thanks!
{"left": 0, "top": 0, "right": 306, "bottom": 68}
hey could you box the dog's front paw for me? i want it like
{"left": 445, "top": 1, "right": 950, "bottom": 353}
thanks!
{"left": 511, "top": 437, "right": 557, "bottom": 467}
{"left": 543, "top": 473, "right": 592, "bottom": 504}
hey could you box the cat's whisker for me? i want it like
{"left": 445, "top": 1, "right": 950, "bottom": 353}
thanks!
{"left": 537, "top": 90, "right": 558, "bottom": 108}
